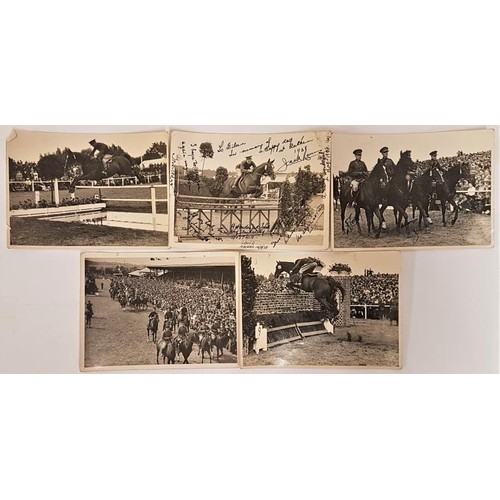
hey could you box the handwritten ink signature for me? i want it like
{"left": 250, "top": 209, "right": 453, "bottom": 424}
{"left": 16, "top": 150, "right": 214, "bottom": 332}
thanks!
{"left": 278, "top": 147, "right": 323, "bottom": 172}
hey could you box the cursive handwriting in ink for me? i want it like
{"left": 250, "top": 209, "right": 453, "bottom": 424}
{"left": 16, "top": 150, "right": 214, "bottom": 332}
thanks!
{"left": 282, "top": 136, "right": 314, "bottom": 150}
{"left": 278, "top": 147, "right": 323, "bottom": 172}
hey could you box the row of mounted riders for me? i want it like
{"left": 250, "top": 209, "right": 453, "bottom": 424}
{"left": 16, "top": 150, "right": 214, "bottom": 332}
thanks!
{"left": 334, "top": 151, "right": 472, "bottom": 238}
{"left": 147, "top": 314, "right": 235, "bottom": 365}
{"left": 110, "top": 288, "right": 149, "bottom": 311}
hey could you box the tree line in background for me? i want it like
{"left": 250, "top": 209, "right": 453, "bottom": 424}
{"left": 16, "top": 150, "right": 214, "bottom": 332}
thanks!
{"left": 9, "top": 141, "right": 167, "bottom": 181}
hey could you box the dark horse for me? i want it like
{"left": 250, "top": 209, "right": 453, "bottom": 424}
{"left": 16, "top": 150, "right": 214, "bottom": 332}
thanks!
{"left": 389, "top": 303, "right": 399, "bottom": 326}
{"left": 339, "top": 162, "right": 388, "bottom": 238}
{"left": 200, "top": 334, "right": 213, "bottom": 363}
{"left": 274, "top": 262, "right": 345, "bottom": 319}
{"left": 222, "top": 159, "right": 276, "bottom": 198}
{"left": 411, "top": 166, "right": 445, "bottom": 228}
{"left": 434, "top": 163, "right": 472, "bottom": 227}
{"left": 176, "top": 335, "right": 195, "bottom": 364}
{"left": 380, "top": 151, "right": 416, "bottom": 235}
{"left": 65, "top": 149, "right": 138, "bottom": 194}
{"left": 147, "top": 315, "right": 159, "bottom": 343}
{"left": 156, "top": 338, "right": 176, "bottom": 364}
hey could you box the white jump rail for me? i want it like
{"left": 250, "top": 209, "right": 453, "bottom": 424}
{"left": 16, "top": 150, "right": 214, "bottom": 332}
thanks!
{"left": 72, "top": 183, "right": 168, "bottom": 232}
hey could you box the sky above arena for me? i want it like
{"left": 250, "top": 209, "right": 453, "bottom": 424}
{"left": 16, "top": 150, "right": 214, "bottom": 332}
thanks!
{"left": 8, "top": 130, "right": 168, "bottom": 162}
{"left": 86, "top": 254, "right": 237, "bottom": 269}
{"left": 246, "top": 252, "right": 400, "bottom": 277}
{"left": 171, "top": 130, "right": 330, "bottom": 175}
{"left": 332, "top": 129, "right": 494, "bottom": 175}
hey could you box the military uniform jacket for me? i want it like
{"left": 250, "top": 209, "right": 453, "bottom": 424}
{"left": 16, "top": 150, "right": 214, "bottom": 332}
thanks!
{"left": 430, "top": 159, "right": 443, "bottom": 171}
{"left": 347, "top": 160, "right": 368, "bottom": 178}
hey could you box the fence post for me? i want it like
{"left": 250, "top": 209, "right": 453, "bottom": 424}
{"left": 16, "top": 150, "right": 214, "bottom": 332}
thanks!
{"left": 35, "top": 191, "right": 40, "bottom": 205}
{"left": 151, "top": 186, "right": 157, "bottom": 232}
{"left": 54, "top": 178, "right": 61, "bottom": 205}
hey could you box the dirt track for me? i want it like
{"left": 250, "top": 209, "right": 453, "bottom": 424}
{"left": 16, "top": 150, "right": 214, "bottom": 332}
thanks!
{"left": 243, "top": 319, "right": 399, "bottom": 368}
{"left": 332, "top": 208, "right": 491, "bottom": 248}
{"left": 84, "top": 279, "right": 237, "bottom": 369}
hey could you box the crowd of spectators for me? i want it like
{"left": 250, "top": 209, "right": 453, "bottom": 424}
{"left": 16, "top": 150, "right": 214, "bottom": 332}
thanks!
{"left": 109, "top": 275, "right": 237, "bottom": 342}
{"left": 351, "top": 274, "right": 398, "bottom": 305}
{"left": 257, "top": 276, "right": 293, "bottom": 294}
{"left": 414, "top": 150, "right": 491, "bottom": 213}
{"left": 257, "top": 272, "right": 399, "bottom": 307}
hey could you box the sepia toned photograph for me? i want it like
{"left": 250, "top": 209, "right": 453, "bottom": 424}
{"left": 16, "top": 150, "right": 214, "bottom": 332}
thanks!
{"left": 240, "top": 251, "right": 400, "bottom": 368}
{"left": 7, "top": 130, "right": 168, "bottom": 247}
{"left": 81, "top": 253, "right": 239, "bottom": 370}
{"left": 332, "top": 129, "right": 494, "bottom": 249}
{"left": 170, "top": 130, "right": 330, "bottom": 250}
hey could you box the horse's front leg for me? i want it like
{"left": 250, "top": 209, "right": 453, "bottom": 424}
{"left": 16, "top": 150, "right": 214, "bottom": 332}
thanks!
{"left": 441, "top": 199, "right": 447, "bottom": 226}
{"left": 354, "top": 207, "right": 363, "bottom": 235}
{"left": 379, "top": 203, "right": 387, "bottom": 230}
{"left": 450, "top": 198, "right": 459, "bottom": 226}
{"left": 372, "top": 206, "right": 384, "bottom": 239}
{"left": 340, "top": 202, "right": 346, "bottom": 233}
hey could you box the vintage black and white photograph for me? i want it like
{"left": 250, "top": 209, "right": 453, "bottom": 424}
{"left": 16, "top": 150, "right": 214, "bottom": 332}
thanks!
{"left": 170, "top": 130, "right": 330, "bottom": 250}
{"left": 241, "top": 251, "right": 400, "bottom": 368}
{"left": 7, "top": 130, "right": 168, "bottom": 247}
{"left": 332, "top": 129, "right": 494, "bottom": 249}
{"left": 81, "top": 253, "right": 239, "bottom": 370}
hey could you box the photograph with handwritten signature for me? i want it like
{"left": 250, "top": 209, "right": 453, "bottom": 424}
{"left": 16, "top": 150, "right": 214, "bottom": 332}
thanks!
{"left": 332, "top": 129, "right": 494, "bottom": 250}
{"left": 170, "top": 130, "right": 331, "bottom": 250}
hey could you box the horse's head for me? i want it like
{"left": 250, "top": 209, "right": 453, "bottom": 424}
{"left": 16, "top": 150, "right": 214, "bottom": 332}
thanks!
{"left": 264, "top": 159, "right": 276, "bottom": 180}
{"left": 64, "top": 149, "right": 77, "bottom": 169}
{"left": 459, "top": 162, "right": 472, "bottom": 182}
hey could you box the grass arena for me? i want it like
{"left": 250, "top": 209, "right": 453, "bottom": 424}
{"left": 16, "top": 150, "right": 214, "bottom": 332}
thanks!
{"left": 84, "top": 278, "right": 237, "bottom": 368}
{"left": 333, "top": 207, "right": 492, "bottom": 248}
{"left": 243, "top": 318, "right": 399, "bottom": 368}
{"left": 9, "top": 184, "right": 168, "bottom": 246}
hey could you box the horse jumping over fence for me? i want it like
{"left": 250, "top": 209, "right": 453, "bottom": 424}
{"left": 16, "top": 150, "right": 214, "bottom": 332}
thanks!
{"left": 274, "top": 261, "right": 345, "bottom": 320}
{"left": 222, "top": 159, "right": 276, "bottom": 198}
{"left": 65, "top": 149, "right": 140, "bottom": 195}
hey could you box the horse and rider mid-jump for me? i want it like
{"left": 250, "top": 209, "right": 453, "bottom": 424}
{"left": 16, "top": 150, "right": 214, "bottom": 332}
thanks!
{"left": 65, "top": 144, "right": 141, "bottom": 195}
{"left": 274, "top": 258, "right": 345, "bottom": 321}
{"left": 222, "top": 159, "right": 276, "bottom": 198}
